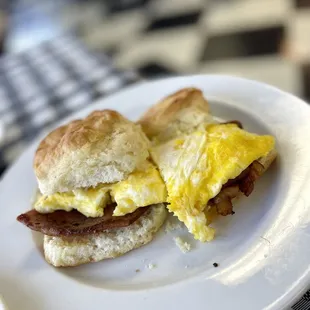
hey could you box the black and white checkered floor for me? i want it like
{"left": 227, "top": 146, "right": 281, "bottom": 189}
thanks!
{"left": 63, "top": 0, "right": 310, "bottom": 102}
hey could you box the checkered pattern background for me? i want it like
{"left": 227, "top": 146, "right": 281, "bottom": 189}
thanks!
{"left": 0, "top": 35, "right": 138, "bottom": 174}
{"left": 69, "top": 0, "right": 310, "bottom": 103}
{"left": 293, "top": 291, "right": 310, "bottom": 310}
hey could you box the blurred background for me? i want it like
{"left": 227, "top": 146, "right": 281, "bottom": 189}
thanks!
{"left": 3, "top": 0, "right": 310, "bottom": 101}
{"left": 0, "top": 0, "right": 310, "bottom": 174}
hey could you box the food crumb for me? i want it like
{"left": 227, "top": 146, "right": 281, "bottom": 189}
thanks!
{"left": 174, "top": 237, "right": 191, "bottom": 253}
{"left": 135, "top": 269, "right": 140, "bottom": 273}
{"left": 147, "top": 263, "right": 156, "bottom": 270}
{"left": 165, "top": 220, "right": 182, "bottom": 232}
{"left": 213, "top": 262, "right": 219, "bottom": 267}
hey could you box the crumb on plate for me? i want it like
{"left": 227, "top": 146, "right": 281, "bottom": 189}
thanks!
{"left": 147, "top": 263, "right": 157, "bottom": 270}
{"left": 165, "top": 219, "right": 183, "bottom": 232}
{"left": 174, "top": 236, "right": 191, "bottom": 253}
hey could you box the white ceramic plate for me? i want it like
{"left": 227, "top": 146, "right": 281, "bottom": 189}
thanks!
{"left": 1, "top": 75, "right": 310, "bottom": 310}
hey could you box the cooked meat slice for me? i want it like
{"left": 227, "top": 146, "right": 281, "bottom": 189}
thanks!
{"left": 213, "top": 198, "right": 232, "bottom": 216}
{"left": 211, "top": 160, "right": 265, "bottom": 216}
{"left": 223, "top": 166, "right": 251, "bottom": 188}
{"left": 239, "top": 161, "right": 264, "bottom": 196}
{"left": 17, "top": 204, "right": 149, "bottom": 237}
{"left": 211, "top": 185, "right": 239, "bottom": 216}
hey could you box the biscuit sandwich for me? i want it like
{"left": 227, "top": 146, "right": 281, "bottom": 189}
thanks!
{"left": 138, "top": 88, "right": 277, "bottom": 242}
{"left": 17, "top": 110, "right": 167, "bottom": 267}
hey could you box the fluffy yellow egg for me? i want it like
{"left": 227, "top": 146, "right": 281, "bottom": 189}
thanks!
{"left": 34, "top": 186, "right": 110, "bottom": 217}
{"left": 111, "top": 161, "right": 167, "bottom": 216}
{"left": 34, "top": 161, "right": 166, "bottom": 218}
{"left": 151, "top": 124, "right": 275, "bottom": 242}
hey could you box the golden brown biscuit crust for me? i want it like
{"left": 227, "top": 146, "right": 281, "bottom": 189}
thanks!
{"left": 34, "top": 110, "right": 149, "bottom": 195}
{"left": 34, "top": 110, "right": 125, "bottom": 179}
{"left": 138, "top": 88, "right": 210, "bottom": 141}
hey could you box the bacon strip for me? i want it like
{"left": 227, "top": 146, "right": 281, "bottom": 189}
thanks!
{"left": 212, "top": 185, "right": 239, "bottom": 216}
{"left": 239, "top": 161, "right": 264, "bottom": 197}
{"left": 209, "top": 120, "right": 266, "bottom": 216}
{"left": 210, "top": 160, "right": 264, "bottom": 216}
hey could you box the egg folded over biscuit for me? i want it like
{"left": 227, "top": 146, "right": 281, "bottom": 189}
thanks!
{"left": 139, "top": 88, "right": 276, "bottom": 242}
{"left": 17, "top": 88, "right": 276, "bottom": 267}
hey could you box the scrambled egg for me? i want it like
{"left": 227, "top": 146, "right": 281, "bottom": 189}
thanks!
{"left": 34, "top": 161, "right": 166, "bottom": 217}
{"left": 111, "top": 161, "right": 167, "bottom": 216}
{"left": 151, "top": 124, "right": 275, "bottom": 242}
{"left": 34, "top": 186, "right": 110, "bottom": 217}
